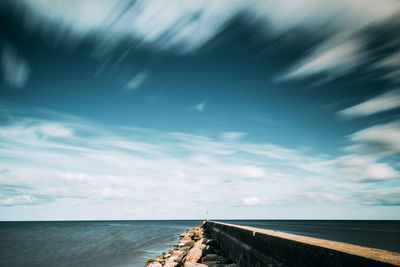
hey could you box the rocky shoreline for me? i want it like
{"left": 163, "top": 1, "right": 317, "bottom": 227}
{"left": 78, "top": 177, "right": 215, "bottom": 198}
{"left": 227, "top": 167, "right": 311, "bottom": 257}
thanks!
{"left": 146, "top": 222, "right": 237, "bottom": 267}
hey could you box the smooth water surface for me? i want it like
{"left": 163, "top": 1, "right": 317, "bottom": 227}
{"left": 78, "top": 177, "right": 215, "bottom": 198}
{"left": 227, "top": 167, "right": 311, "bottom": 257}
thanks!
{"left": 0, "top": 220, "right": 201, "bottom": 267}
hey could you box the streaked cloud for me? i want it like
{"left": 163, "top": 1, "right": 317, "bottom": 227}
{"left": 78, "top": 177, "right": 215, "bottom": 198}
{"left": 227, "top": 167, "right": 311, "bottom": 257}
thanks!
{"left": 348, "top": 120, "right": 400, "bottom": 156}
{"left": 357, "top": 192, "right": 400, "bottom": 206}
{"left": 375, "top": 51, "right": 400, "bottom": 83}
{"left": 333, "top": 155, "right": 398, "bottom": 182}
{"left": 377, "top": 51, "right": 400, "bottom": 68}
{"left": 0, "top": 195, "right": 37, "bottom": 206}
{"left": 338, "top": 89, "right": 400, "bottom": 118}
{"left": 303, "top": 192, "right": 346, "bottom": 204}
{"left": 279, "top": 34, "right": 366, "bottom": 81}
{"left": 125, "top": 71, "right": 149, "bottom": 91}
{"left": 12, "top": 0, "right": 400, "bottom": 54}
{"left": 1, "top": 44, "right": 31, "bottom": 89}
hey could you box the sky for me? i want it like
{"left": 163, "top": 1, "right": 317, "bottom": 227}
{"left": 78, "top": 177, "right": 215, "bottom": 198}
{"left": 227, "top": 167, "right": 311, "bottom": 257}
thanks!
{"left": 0, "top": 0, "right": 400, "bottom": 220}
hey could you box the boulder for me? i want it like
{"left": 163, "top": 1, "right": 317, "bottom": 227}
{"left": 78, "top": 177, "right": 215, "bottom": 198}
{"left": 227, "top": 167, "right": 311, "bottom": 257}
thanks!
{"left": 192, "top": 230, "right": 203, "bottom": 237}
{"left": 179, "top": 240, "right": 195, "bottom": 248}
{"left": 147, "top": 262, "right": 162, "bottom": 267}
{"left": 202, "top": 245, "right": 215, "bottom": 254}
{"left": 205, "top": 239, "right": 217, "bottom": 246}
{"left": 184, "top": 263, "right": 208, "bottom": 267}
{"left": 201, "top": 261, "right": 217, "bottom": 266}
{"left": 194, "top": 239, "right": 206, "bottom": 250}
{"left": 201, "top": 254, "right": 218, "bottom": 262}
{"left": 171, "top": 250, "right": 186, "bottom": 262}
{"left": 185, "top": 247, "right": 202, "bottom": 263}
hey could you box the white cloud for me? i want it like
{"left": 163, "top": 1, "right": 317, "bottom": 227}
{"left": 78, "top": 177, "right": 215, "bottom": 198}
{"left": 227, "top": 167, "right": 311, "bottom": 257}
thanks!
{"left": 338, "top": 89, "right": 400, "bottom": 118}
{"left": 377, "top": 51, "right": 400, "bottom": 68}
{"left": 384, "top": 70, "right": 400, "bottom": 84}
{"left": 195, "top": 101, "right": 206, "bottom": 112}
{"left": 349, "top": 121, "right": 400, "bottom": 155}
{"left": 1, "top": 110, "right": 400, "bottom": 219}
{"left": 365, "top": 163, "right": 398, "bottom": 181}
{"left": 241, "top": 196, "right": 269, "bottom": 206}
{"left": 220, "top": 131, "right": 246, "bottom": 141}
{"left": 39, "top": 123, "right": 74, "bottom": 138}
{"left": 0, "top": 195, "right": 36, "bottom": 206}
{"left": 0, "top": 121, "right": 74, "bottom": 141}
{"left": 13, "top": 0, "right": 400, "bottom": 54}
{"left": 332, "top": 154, "right": 398, "bottom": 182}
{"left": 375, "top": 51, "right": 400, "bottom": 83}
{"left": 357, "top": 191, "right": 400, "bottom": 206}
{"left": 1, "top": 45, "right": 31, "bottom": 89}
{"left": 304, "top": 192, "right": 345, "bottom": 203}
{"left": 280, "top": 34, "right": 366, "bottom": 81}
{"left": 233, "top": 165, "right": 266, "bottom": 178}
{"left": 125, "top": 71, "right": 149, "bottom": 91}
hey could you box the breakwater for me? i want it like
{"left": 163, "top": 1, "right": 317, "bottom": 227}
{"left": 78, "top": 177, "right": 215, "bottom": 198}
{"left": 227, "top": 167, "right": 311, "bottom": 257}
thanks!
{"left": 146, "top": 224, "right": 236, "bottom": 267}
{"left": 205, "top": 221, "right": 400, "bottom": 267}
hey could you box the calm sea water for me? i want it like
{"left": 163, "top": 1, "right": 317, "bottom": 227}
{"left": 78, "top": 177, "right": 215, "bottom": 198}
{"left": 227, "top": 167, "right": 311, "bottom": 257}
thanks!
{"left": 0, "top": 220, "right": 399, "bottom": 267}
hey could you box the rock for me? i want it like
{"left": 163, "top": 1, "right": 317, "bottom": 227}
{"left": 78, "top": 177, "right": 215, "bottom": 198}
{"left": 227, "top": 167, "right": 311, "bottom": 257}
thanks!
{"left": 192, "top": 230, "right": 203, "bottom": 237}
{"left": 225, "top": 264, "right": 238, "bottom": 267}
{"left": 164, "top": 262, "right": 177, "bottom": 267}
{"left": 186, "top": 247, "right": 202, "bottom": 263}
{"left": 147, "top": 262, "right": 162, "bottom": 267}
{"left": 179, "top": 240, "right": 195, "bottom": 248}
{"left": 201, "top": 254, "right": 218, "bottom": 262}
{"left": 202, "top": 245, "right": 215, "bottom": 254}
{"left": 182, "top": 235, "right": 193, "bottom": 241}
{"left": 197, "top": 238, "right": 207, "bottom": 244}
{"left": 194, "top": 239, "right": 206, "bottom": 250}
{"left": 195, "top": 243, "right": 206, "bottom": 250}
{"left": 210, "top": 264, "right": 226, "bottom": 267}
{"left": 205, "top": 239, "right": 217, "bottom": 247}
{"left": 184, "top": 263, "right": 208, "bottom": 267}
{"left": 201, "top": 261, "right": 217, "bottom": 266}
{"left": 216, "top": 256, "right": 231, "bottom": 264}
{"left": 171, "top": 250, "right": 186, "bottom": 262}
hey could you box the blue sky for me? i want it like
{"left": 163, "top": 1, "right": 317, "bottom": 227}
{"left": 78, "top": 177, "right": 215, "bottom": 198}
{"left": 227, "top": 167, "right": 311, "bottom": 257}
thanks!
{"left": 1, "top": 0, "right": 400, "bottom": 220}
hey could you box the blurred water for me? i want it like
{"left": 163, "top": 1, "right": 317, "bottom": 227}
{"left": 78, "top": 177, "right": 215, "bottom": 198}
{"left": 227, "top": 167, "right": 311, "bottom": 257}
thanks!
{"left": 0, "top": 220, "right": 399, "bottom": 267}
{"left": 0, "top": 220, "right": 201, "bottom": 267}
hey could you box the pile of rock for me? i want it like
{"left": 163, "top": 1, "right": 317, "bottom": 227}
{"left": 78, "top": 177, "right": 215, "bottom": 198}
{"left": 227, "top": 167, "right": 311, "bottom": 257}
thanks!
{"left": 146, "top": 223, "right": 237, "bottom": 267}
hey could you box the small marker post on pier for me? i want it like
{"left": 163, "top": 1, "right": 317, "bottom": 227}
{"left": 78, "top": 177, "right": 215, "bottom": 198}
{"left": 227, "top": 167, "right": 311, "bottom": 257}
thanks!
{"left": 206, "top": 210, "right": 209, "bottom": 221}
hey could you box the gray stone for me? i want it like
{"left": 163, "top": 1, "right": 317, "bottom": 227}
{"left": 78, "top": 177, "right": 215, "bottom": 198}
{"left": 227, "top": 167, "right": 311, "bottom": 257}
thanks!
{"left": 205, "top": 239, "right": 217, "bottom": 246}
{"left": 180, "top": 240, "right": 195, "bottom": 248}
{"left": 186, "top": 247, "right": 202, "bottom": 263}
{"left": 171, "top": 250, "right": 186, "bottom": 262}
{"left": 201, "top": 261, "right": 217, "bottom": 266}
{"left": 201, "top": 254, "right": 218, "bottom": 262}
{"left": 184, "top": 263, "right": 208, "bottom": 267}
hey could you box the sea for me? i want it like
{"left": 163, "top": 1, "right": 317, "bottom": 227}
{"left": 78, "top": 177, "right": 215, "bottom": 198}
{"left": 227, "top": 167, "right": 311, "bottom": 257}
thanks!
{"left": 0, "top": 220, "right": 399, "bottom": 267}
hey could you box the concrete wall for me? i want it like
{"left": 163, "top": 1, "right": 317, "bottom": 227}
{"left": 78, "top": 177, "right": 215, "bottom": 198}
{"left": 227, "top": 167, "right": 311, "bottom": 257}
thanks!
{"left": 204, "top": 221, "right": 400, "bottom": 267}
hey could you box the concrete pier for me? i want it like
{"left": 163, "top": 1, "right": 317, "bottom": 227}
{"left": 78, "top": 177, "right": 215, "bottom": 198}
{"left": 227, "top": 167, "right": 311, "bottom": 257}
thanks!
{"left": 204, "top": 221, "right": 400, "bottom": 267}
